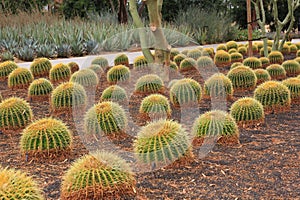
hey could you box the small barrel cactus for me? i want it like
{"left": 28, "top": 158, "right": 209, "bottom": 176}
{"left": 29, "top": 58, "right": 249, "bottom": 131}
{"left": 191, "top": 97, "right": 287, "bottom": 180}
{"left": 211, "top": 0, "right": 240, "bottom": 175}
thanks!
{"left": 289, "top": 44, "right": 298, "bottom": 54}
{"left": 170, "top": 48, "right": 180, "bottom": 60}
{"left": 181, "top": 49, "right": 189, "bottom": 55}
{"left": 230, "top": 62, "right": 243, "bottom": 70}
{"left": 254, "top": 42, "right": 263, "bottom": 50}
{"left": 70, "top": 69, "right": 99, "bottom": 90}
{"left": 196, "top": 56, "right": 214, "bottom": 71}
{"left": 259, "top": 57, "right": 270, "bottom": 68}
{"left": 169, "top": 61, "right": 178, "bottom": 71}
{"left": 88, "top": 64, "right": 104, "bottom": 80}
{"left": 254, "top": 69, "right": 271, "bottom": 85}
{"left": 133, "top": 55, "right": 148, "bottom": 70}
{"left": 100, "top": 85, "right": 128, "bottom": 103}
{"left": 180, "top": 57, "right": 197, "bottom": 71}
{"left": 281, "top": 43, "right": 290, "bottom": 55}
{"left": 8, "top": 67, "right": 34, "bottom": 89}
{"left": 173, "top": 53, "right": 187, "bottom": 67}
{"left": 216, "top": 44, "right": 227, "bottom": 51}
{"left": 0, "top": 167, "right": 44, "bottom": 200}
{"left": 226, "top": 41, "right": 238, "bottom": 50}
{"left": 50, "top": 82, "right": 87, "bottom": 114}
{"left": 114, "top": 53, "right": 129, "bottom": 67}
{"left": 297, "top": 50, "right": 300, "bottom": 57}
{"left": 203, "top": 48, "right": 215, "bottom": 58}
{"left": 238, "top": 46, "right": 247, "bottom": 56}
{"left": 282, "top": 60, "right": 300, "bottom": 77}
{"left": 187, "top": 49, "right": 202, "bottom": 60}
{"left": 228, "top": 49, "right": 237, "bottom": 54}
{"left": 243, "top": 57, "right": 262, "bottom": 69}
{"left": 20, "top": 118, "right": 72, "bottom": 156}
{"left": 254, "top": 81, "right": 291, "bottom": 113}
{"left": 28, "top": 78, "right": 54, "bottom": 101}
{"left": 91, "top": 56, "right": 109, "bottom": 70}
{"left": 282, "top": 77, "right": 300, "bottom": 104}
{"left": 107, "top": 65, "right": 130, "bottom": 84}
{"left": 230, "top": 52, "right": 243, "bottom": 63}
{"left": 67, "top": 62, "right": 80, "bottom": 74}
{"left": 60, "top": 151, "right": 136, "bottom": 200}
{"left": 134, "top": 119, "right": 191, "bottom": 167}
{"left": 30, "top": 58, "right": 52, "bottom": 78}
{"left": 267, "top": 40, "right": 273, "bottom": 47}
{"left": 0, "top": 97, "right": 33, "bottom": 130}
{"left": 49, "top": 63, "right": 71, "bottom": 84}
{"left": 0, "top": 60, "right": 19, "bottom": 81}
{"left": 203, "top": 73, "right": 233, "bottom": 100}
{"left": 214, "top": 50, "right": 231, "bottom": 67}
{"left": 227, "top": 65, "right": 257, "bottom": 91}
{"left": 230, "top": 97, "right": 264, "bottom": 127}
{"left": 135, "top": 74, "right": 164, "bottom": 94}
{"left": 170, "top": 78, "right": 202, "bottom": 107}
{"left": 266, "top": 64, "right": 286, "bottom": 80}
{"left": 259, "top": 46, "right": 272, "bottom": 57}
{"left": 84, "top": 101, "right": 127, "bottom": 135}
{"left": 268, "top": 51, "right": 284, "bottom": 64}
{"left": 251, "top": 44, "right": 259, "bottom": 54}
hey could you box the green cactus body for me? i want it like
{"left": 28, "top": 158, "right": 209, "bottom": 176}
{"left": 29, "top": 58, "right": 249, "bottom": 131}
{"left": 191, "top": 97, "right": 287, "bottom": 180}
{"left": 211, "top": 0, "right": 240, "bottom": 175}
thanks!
{"left": 227, "top": 66, "right": 257, "bottom": 91}
{"left": 259, "top": 57, "right": 270, "bottom": 68}
{"left": 203, "top": 73, "right": 233, "bottom": 100}
{"left": 296, "top": 42, "right": 300, "bottom": 50}
{"left": 60, "top": 151, "right": 136, "bottom": 200}
{"left": 259, "top": 46, "right": 272, "bottom": 57}
{"left": 196, "top": 56, "right": 214, "bottom": 71}
{"left": 268, "top": 51, "right": 284, "bottom": 64}
{"left": 216, "top": 44, "right": 227, "bottom": 51}
{"left": 0, "top": 93, "right": 2, "bottom": 103}
{"left": 49, "top": 63, "right": 71, "bottom": 84}
{"left": 0, "top": 97, "right": 33, "bottom": 130}
{"left": 67, "top": 62, "right": 80, "bottom": 74}
{"left": 226, "top": 41, "right": 238, "bottom": 50}
{"left": 295, "top": 57, "right": 300, "bottom": 65}
{"left": 243, "top": 57, "right": 262, "bottom": 69}
{"left": 107, "top": 65, "right": 130, "bottom": 84}
{"left": 266, "top": 64, "right": 286, "bottom": 80}
{"left": 70, "top": 69, "right": 99, "bottom": 90}
{"left": 203, "top": 48, "right": 215, "bottom": 58}
{"left": 133, "top": 55, "right": 149, "bottom": 70}
{"left": 230, "top": 52, "right": 243, "bottom": 63}
{"left": 170, "top": 48, "right": 180, "bottom": 60}
{"left": 230, "top": 62, "right": 243, "bottom": 70}
{"left": 254, "top": 81, "right": 291, "bottom": 113}
{"left": 169, "top": 61, "right": 178, "bottom": 71}
{"left": 20, "top": 118, "right": 72, "bottom": 155}
{"left": 297, "top": 50, "right": 300, "bottom": 57}
{"left": 114, "top": 53, "right": 129, "bottom": 67}
{"left": 8, "top": 68, "right": 34, "bottom": 89}
{"left": 281, "top": 43, "right": 290, "bottom": 55}
{"left": 282, "top": 77, "right": 300, "bottom": 104}
{"left": 88, "top": 64, "right": 104, "bottom": 80}
{"left": 289, "top": 44, "right": 298, "bottom": 54}
{"left": 170, "top": 78, "right": 202, "bottom": 107}
{"left": 100, "top": 85, "right": 128, "bottom": 103}
{"left": 135, "top": 74, "right": 164, "bottom": 94}
{"left": 254, "top": 69, "right": 271, "bottom": 85}
{"left": 28, "top": 78, "right": 53, "bottom": 101}
{"left": 179, "top": 57, "right": 197, "bottom": 71}
{"left": 251, "top": 44, "right": 259, "bottom": 54}
{"left": 173, "top": 53, "right": 187, "bottom": 67}
{"left": 181, "top": 49, "right": 189, "bottom": 55}
{"left": 230, "top": 97, "right": 264, "bottom": 127}
{"left": 267, "top": 40, "right": 273, "bottom": 47}
{"left": 282, "top": 60, "right": 300, "bottom": 77}
{"left": 187, "top": 49, "right": 202, "bottom": 60}
{"left": 0, "top": 61, "right": 19, "bottom": 81}
{"left": 214, "top": 50, "right": 231, "bottom": 67}
{"left": 134, "top": 119, "right": 191, "bottom": 166}
{"left": 0, "top": 167, "right": 44, "bottom": 200}
{"left": 91, "top": 56, "right": 109, "bottom": 70}
{"left": 254, "top": 42, "right": 263, "bottom": 50}
{"left": 30, "top": 58, "right": 52, "bottom": 78}
{"left": 228, "top": 49, "right": 237, "bottom": 54}
{"left": 238, "top": 46, "right": 247, "bottom": 56}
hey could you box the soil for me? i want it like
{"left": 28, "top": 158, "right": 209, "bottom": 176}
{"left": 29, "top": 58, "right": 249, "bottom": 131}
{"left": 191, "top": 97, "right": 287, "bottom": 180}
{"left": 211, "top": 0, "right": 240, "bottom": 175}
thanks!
{"left": 1, "top": 54, "right": 300, "bottom": 199}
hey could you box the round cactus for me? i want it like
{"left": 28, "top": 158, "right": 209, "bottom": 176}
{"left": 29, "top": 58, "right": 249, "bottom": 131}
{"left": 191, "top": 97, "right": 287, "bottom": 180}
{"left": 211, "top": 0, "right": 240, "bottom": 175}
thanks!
{"left": 169, "top": 61, "right": 178, "bottom": 71}
{"left": 49, "top": 63, "right": 71, "bottom": 84}
{"left": 297, "top": 50, "right": 300, "bottom": 57}
{"left": 180, "top": 57, "right": 197, "bottom": 71}
{"left": 230, "top": 62, "right": 243, "bottom": 70}
{"left": 84, "top": 101, "right": 127, "bottom": 135}
{"left": 268, "top": 51, "right": 284, "bottom": 64}
{"left": 50, "top": 82, "right": 87, "bottom": 114}
{"left": 107, "top": 65, "right": 130, "bottom": 84}
{"left": 267, "top": 40, "right": 273, "bottom": 47}
{"left": 60, "top": 151, "right": 136, "bottom": 200}
{"left": 30, "top": 58, "right": 52, "bottom": 78}
{"left": 266, "top": 64, "right": 286, "bottom": 80}
{"left": 139, "top": 94, "right": 171, "bottom": 120}
{"left": 181, "top": 49, "right": 189, "bottom": 55}
{"left": 28, "top": 78, "right": 54, "bottom": 101}
{"left": 259, "top": 57, "right": 270, "bottom": 68}
{"left": 135, "top": 74, "right": 164, "bottom": 94}
{"left": 214, "top": 50, "right": 231, "bottom": 67}
{"left": 100, "top": 85, "right": 128, "bottom": 103}
{"left": 187, "top": 49, "right": 202, "bottom": 60}
{"left": 134, "top": 119, "right": 191, "bottom": 166}
{"left": 281, "top": 43, "right": 290, "bottom": 55}
{"left": 170, "top": 78, "right": 202, "bottom": 107}
{"left": 67, "top": 62, "right": 79, "bottom": 74}
{"left": 0, "top": 60, "right": 19, "bottom": 81}
{"left": 91, "top": 56, "right": 109, "bottom": 70}
{"left": 192, "top": 110, "right": 239, "bottom": 144}
{"left": 228, "top": 49, "right": 237, "bottom": 54}
{"left": 20, "top": 117, "right": 72, "bottom": 156}
{"left": 0, "top": 167, "right": 44, "bottom": 200}
{"left": 216, "top": 44, "right": 227, "bottom": 51}
{"left": 282, "top": 77, "right": 300, "bottom": 104}
{"left": 88, "top": 64, "right": 104, "bottom": 80}
{"left": 282, "top": 60, "right": 300, "bottom": 77}
{"left": 296, "top": 42, "right": 300, "bottom": 50}
{"left": 114, "top": 53, "right": 129, "bottom": 67}
{"left": 254, "top": 69, "right": 271, "bottom": 85}
{"left": 230, "top": 52, "right": 243, "bottom": 63}
{"left": 196, "top": 56, "right": 214, "bottom": 71}
{"left": 259, "top": 46, "right": 272, "bottom": 57}
{"left": 254, "top": 42, "right": 263, "bottom": 50}
{"left": 227, "top": 65, "right": 257, "bottom": 91}
{"left": 0, "top": 97, "right": 33, "bottom": 130}
{"left": 173, "top": 53, "right": 187, "bottom": 67}
{"left": 170, "top": 48, "right": 180, "bottom": 60}
{"left": 243, "top": 57, "right": 262, "bottom": 69}
{"left": 8, "top": 67, "right": 34, "bottom": 89}
{"left": 230, "top": 97, "right": 264, "bottom": 127}
{"left": 238, "top": 46, "right": 247, "bottom": 56}
{"left": 133, "top": 55, "right": 148, "bottom": 70}
{"left": 203, "top": 73, "right": 233, "bottom": 100}
{"left": 226, "top": 41, "right": 238, "bottom": 50}
{"left": 289, "top": 44, "right": 298, "bottom": 54}
{"left": 70, "top": 69, "right": 99, "bottom": 90}
{"left": 203, "top": 48, "right": 215, "bottom": 58}
{"left": 251, "top": 44, "right": 259, "bottom": 54}
{"left": 254, "top": 81, "right": 291, "bottom": 113}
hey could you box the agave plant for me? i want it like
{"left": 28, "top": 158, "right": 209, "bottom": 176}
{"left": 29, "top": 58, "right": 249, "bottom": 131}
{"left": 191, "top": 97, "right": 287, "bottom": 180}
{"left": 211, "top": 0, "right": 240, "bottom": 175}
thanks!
{"left": 36, "top": 44, "right": 56, "bottom": 58}
{"left": 16, "top": 46, "right": 35, "bottom": 61}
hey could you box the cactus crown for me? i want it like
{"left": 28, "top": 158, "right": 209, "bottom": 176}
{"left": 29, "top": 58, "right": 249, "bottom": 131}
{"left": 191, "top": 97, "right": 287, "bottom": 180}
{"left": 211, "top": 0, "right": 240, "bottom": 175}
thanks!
{"left": 114, "top": 53, "right": 129, "bottom": 66}
{"left": 268, "top": 51, "right": 284, "bottom": 64}
{"left": 259, "top": 46, "right": 272, "bottom": 57}
{"left": 8, "top": 67, "right": 34, "bottom": 89}
{"left": 180, "top": 57, "right": 197, "bottom": 71}
{"left": 228, "top": 49, "right": 237, "bottom": 54}
{"left": 230, "top": 52, "right": 243, "bottom": 63}
{"left": 204, "top": 73, "right": 233, "bottom": 99}
{"left": 226, "top": 41, "right": 238, "bottom": 50}
{"left": 254, "top": 69, "right": 271, "bottom": 84}
{"left": 28, "top": 78, "right": 53, "bottom": 100}
{"left": 101, "top": 85, "right": 128, "bottom": 102}
{"left": 133, "top": 55, "right": 148, "bottom": 70}
{"left": 289, "top": 44, "right": 297, "bottom": 53}
{"left": 187, "top": 49, "right": 202, "bottom": 60}
{"left": 170, "top": 48, "right": 180, "bottom": 60}
{"left": 49, "top": 63, "right": 71, "bottom": 84}
{"left": 169, "top": 61, "right": 178, "bottom": 71}
{"left": 243, "top": 57, "right": 262, "bottom": 69}
{"left": 282, "top": 77, "right": 300, "bottom": 102}
{"left": 0, "top": 61, "right": 19, "bottom": 81}
{"left": 281, "top": 43, "right": 290, "bottom": 54}
{"left": 173, "top": 53, "right": 187, "bottom": 66}
{"left": 70, "top": 69, "right": 99, "bottom": 89}
{"left": 30, "top": 57, "right": 52, "bottom": 78}
{"left": 214, "top": 50, "right": 231, "bottom": 67}
{"left": 266, "top": 64, "right": 286, "bottom": 80}
{"left": 282, "top": 60, "right": 300, "bottom": 77}
{"left": 230, "top": 62, "right": 243, "bottom": 70}
{"left": 203, "top": 48, "right": 215, "bottom": 57}
{"left": 238, "top": 46, "right": 247, "bottom": 55}
{"left": 227, "top": 65, "right": 257, "bottom": 91}
{"left": 196, "top": 56, "right": 214, "bottom": 69}
{"left": 139, "top": 94, "right": 171, "bottom": 119}
{"left": 259, "top": 57, "right": 270, "bottom": 68}
{"left": 135, "top": 74, "right": 164, "bottom": 93}
{"left": 216, "top": 44, "right": 227, "bottom": 51}
{"left": 91, "top": 56, "right": 109, "bottom": 69}
{"left": 107, "top": 65, "right": 130, "bottom": 84}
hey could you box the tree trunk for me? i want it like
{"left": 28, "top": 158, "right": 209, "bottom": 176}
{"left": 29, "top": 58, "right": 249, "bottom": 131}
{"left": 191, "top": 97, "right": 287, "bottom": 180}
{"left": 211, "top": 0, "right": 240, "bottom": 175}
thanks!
{"left": 118, "top": 0, "right": 128, "bottom": 24}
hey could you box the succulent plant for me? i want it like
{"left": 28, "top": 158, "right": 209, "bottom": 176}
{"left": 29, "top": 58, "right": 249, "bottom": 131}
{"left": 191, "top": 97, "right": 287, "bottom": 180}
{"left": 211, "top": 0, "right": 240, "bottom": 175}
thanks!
{"left": 100, "top": 85, "right": 128, "bottom": 103}
{"left": 169, "top": 61, "right": 178, "bottom": 71}
{"left": 266, "top": 64, "right": 287, "bottom": 80}
{"left": 228, "top": 49, "right": 237, "bottom": 54}
{"left": 67, "top": 62, "right": 80, "bottom": 74}
{"left": 0, "top": 60, "right": 19, "bottom": 81}
{"left": 187, "top": 49, "right": 202, "bottom": 60}
{"left": 170, "top": 48, "right": 180, "bottom": 60}
{"left": 173, "top": 53, "right": 187, "bottom": 67}
{"left": 295, "top": 57, "right": 300, "bottom": 65}
{"left": 238, "top": 46, "right": 247, "bottom": 55}
{"left": 203, "top": 48, "right": 215, "bottom": 58}
{"left": 203, "top": 73, "right": 233, "bottom": 100}
{"left": 61, "top": 151, "right": 136, "bottom": 200}
{"left": 181, "top": 49, "right": 189, "bottom": 55}
{"left": 254, "top": 81, "right": 291, "bottom": 113}
{"left": 282, "top": 77, "right": 300, "bottom": 104}
{"left": 88, "top": 64, "right": 104, "bottom": 80}
{"left": 286, "top": 41, "right": 292, "bottom": 46}
{"left": 282, "top": 60, "right": 300, "bottom": 77}
{"left": 230, "top": 62, "right": 243, "bottom": 70}
{"left": 84, "top": 101, "right": 127, "bottom": 135}
{"left": 251, "top": 44, "right": 259, "bottom": 54}
{"left": 28, "top": 78, "right": 54, "bottom": 101}
{"left": 297, "top": 50, "right": 300, "bottom": 57}
{"left": 0, "top": 51, "right": 14, "bottom": 62}
{"left": 107, "top": 65, "right": 130, "bottom": 84}
{"left": 268, "top": 51, "right": 284, "bottom": 64}
{"left": 230, "top": 97, "right": 264, "bottom": 127}
{"left": 226, "top": 41, "right": 238, "bottom": 50}
{"left": 243, "top": 57, "right": 262, "bottom": 69}
{"left": 179, "top": 57, "right": 197, "bottom": 71}
{"left": 114, "top": 53, "right": 129, "bottom": 67}
{"left": 281, "top": 43, "right": 290, "bottom": 55}
{"left": 70, "top": 69, "right": 99, "bottom": 90}
{"left": 267, "top": 40, "right": 273, "bottom": 47}
{"left": 254, "top": 42, "right": 264, "bottom": 50}
{"left": 135, "top": 74, "right": 164, "bottom": 94}
{"left": 16, "top": 46, "right": 35, "bottom": 61}
{"left": 8, "top": 68, "right": 34, "bottom": 89}
{"left": 91, "top": 56, "right": 109, "bottom": 70}
{"left": 259, "top": 57, "right": 270, "bottom": 68}
{"left": 49, "top": 63, "right": 71, "bottom": 84}
{"left": 20, "top": 117, "right": 72, "bottom": 156}
{"left": 57, "top": 44, "right": 71, "bottom": 58}
{"left": 170, "top": 78, "right": 202, "bottom": 107}
{"left": 216, "top": 44, "right": 227, "bottom": 51}
{"left": 214, "top": 50, "right": 231, "bottom": 67}
{"left": 133, "top": 55, "right": 149, "bottom": 70}
{"left": 289, "top": 44, "right": 298, "bottom": 54}
{"left": 0, "top": 167, "right": 44, "bottom": 200}
{"left": 227, "top": 65, "right": 257, "bottom": 91}
{"left": 196, "top": 56, "right": 214, "bottom": 71}
{"left": 134, "top": 119, "right": 191, "bottom": 166}
{"left": 259, "top": 46, "right": 272, "bottom": 57}
{"left": 30, "top": 58, "right": 52, "bottom": 78}
{"left": 0, "top": 97, "right": 33, "bottom": 130}
{"left": 296, "top": 42, "right": 300, "bottom": 50}
{"left": 36, "top": 44, "right": 56, "bottom": 58}
{"left": 254, "top": 69, "right": 271, "bottom": 85}
{"left": 50, "top": 82, "right": 87, "bottom": 114}
{"left": 230, "top": 52, "right": 243, "bottom": 63}
{"left": 0, "top": 93, "right": 2, "bottom": 103}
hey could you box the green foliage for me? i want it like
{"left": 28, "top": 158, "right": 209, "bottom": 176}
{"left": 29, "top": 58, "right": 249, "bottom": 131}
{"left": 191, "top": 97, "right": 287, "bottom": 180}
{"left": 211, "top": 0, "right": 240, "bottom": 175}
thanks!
{"left": 214, "top": 50, "right": 231, "bottom": 67}
{"left": 0, "top": 97, "right": 33, "bottom": 130}
{"left": 282, "top": 78, "right": 300, "bottom": 104}
{"left": 133, "top": 55, "right": 148, "bottom": 70}
{"left": 227, "top": 66, "right": 257, "bottom": 91}
{"left": 28, "top": 78, "right": 53, "bottom": 101}
{"left": 57, "top": 44, "right": 71, "bottom": 58}
{"left": 187, "top": 49, "right": 202, "bottom": 60}
{"left": 67, "top": 62, "right": 79, "bottom": 74}
{"left": 84, "top": 101, "right": 127, "bottom": 135}
{"left": 0, "top": 51, "right": 14, "bottom": 62}
{"left": 107, "top": 65, "right": 130, "bottom": 84}
{"left": 135, "top": 74, "right": 164, "bottom": 94}
{"left": 49, "top": 63, "right": 71, "bottom": 84}
{"left": 243, "top": 57, "right": 262, "bottom": 70}
{"left": 30, "top": 58, "right": 52, "bottom": 78}
{"left": 266, "top": 64, "right": 286, "bottom": 80}
{"left": 254, "top": 69, "right": 271, "bottom": 85}
{"left": 173, "top": 53, "right": 187, "bottom": 67}
{"left": 230, "top": 97, "right": 264, "bottom": 127}
{"left": 259, "top": 57, "right": 270, "bottom": 68}
{"left": 268, "top": 51, "right": 284, "bottom": 64}
{"left": 0, "top": 0, "right": 48, "bottom": 14}
{"left": 204, "top": 73, "right": 233, "bottom": 100}
{"left": 230, "top": 52, "right": 243, "bottom": 63}
{"left": 100, "top": 85, "right": 128, "bottom": 103}
{"left": 16, "top": 46, "right": 35, "bottom": 61}
{"left": 70, "top": 69, "right": 98, "bottom": 89}
{"left": 91, "top": 56, "right": 109, "bottom": 70}
{"left": 0, "top": 61, "right": 18, "bottom": 81}
{"left": 114, "top": 53, "right": 129, "bottom": 67}
{"left": 226, "top": 41, "right": 238, "bottom": 50}
{"left": 60, "top": 151, "right": 136, "bottom": 200}
{"left": 237, "top": 46, "right": 247, "bottom": 55}
{"left": 8, "top": 68, "right": 34, "bottom": 89}
{"left": 282, "top": 60, "right": 300, "bottom": 77}
{"left": 180, "top": 58, "right": 197, "bottom": 71}
{"left": 0, "top": 167, "right": 44, "bottom": 200}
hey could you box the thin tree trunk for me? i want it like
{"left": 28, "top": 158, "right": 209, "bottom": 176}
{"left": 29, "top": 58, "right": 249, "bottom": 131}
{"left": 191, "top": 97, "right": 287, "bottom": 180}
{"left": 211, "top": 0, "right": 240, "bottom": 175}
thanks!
{"left": 118, "top": 0, "right": 128, "bottom": 24}
{"left": 109, "top": 0, "right": 116, "bottom": 14}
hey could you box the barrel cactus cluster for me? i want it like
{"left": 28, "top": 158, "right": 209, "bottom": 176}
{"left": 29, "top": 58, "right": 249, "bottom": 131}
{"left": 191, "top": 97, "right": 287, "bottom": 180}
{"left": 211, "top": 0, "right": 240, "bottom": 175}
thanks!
{"left": 70, "top": 69, "right": 99, "bottom": 90}
{"left": 254, "top": 69, "right": 271, "bottom": 85}
{"left": 282, "top": 78, "right": 300, "bottom": 104}
{"left": 281, "top": 60, "right": 300, "bottom": 77}
{"left": 0, "top": 61, "right": 19, "bottom": 81}
{"left": 135, "top": 74, "right": 164, "bottom": 94}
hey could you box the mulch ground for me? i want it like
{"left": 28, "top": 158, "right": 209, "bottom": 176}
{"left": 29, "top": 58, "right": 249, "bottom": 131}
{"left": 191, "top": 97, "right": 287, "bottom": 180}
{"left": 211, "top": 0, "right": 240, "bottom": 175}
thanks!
{"left": 1, "top": 54, "right": 300, "bottom": 199}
